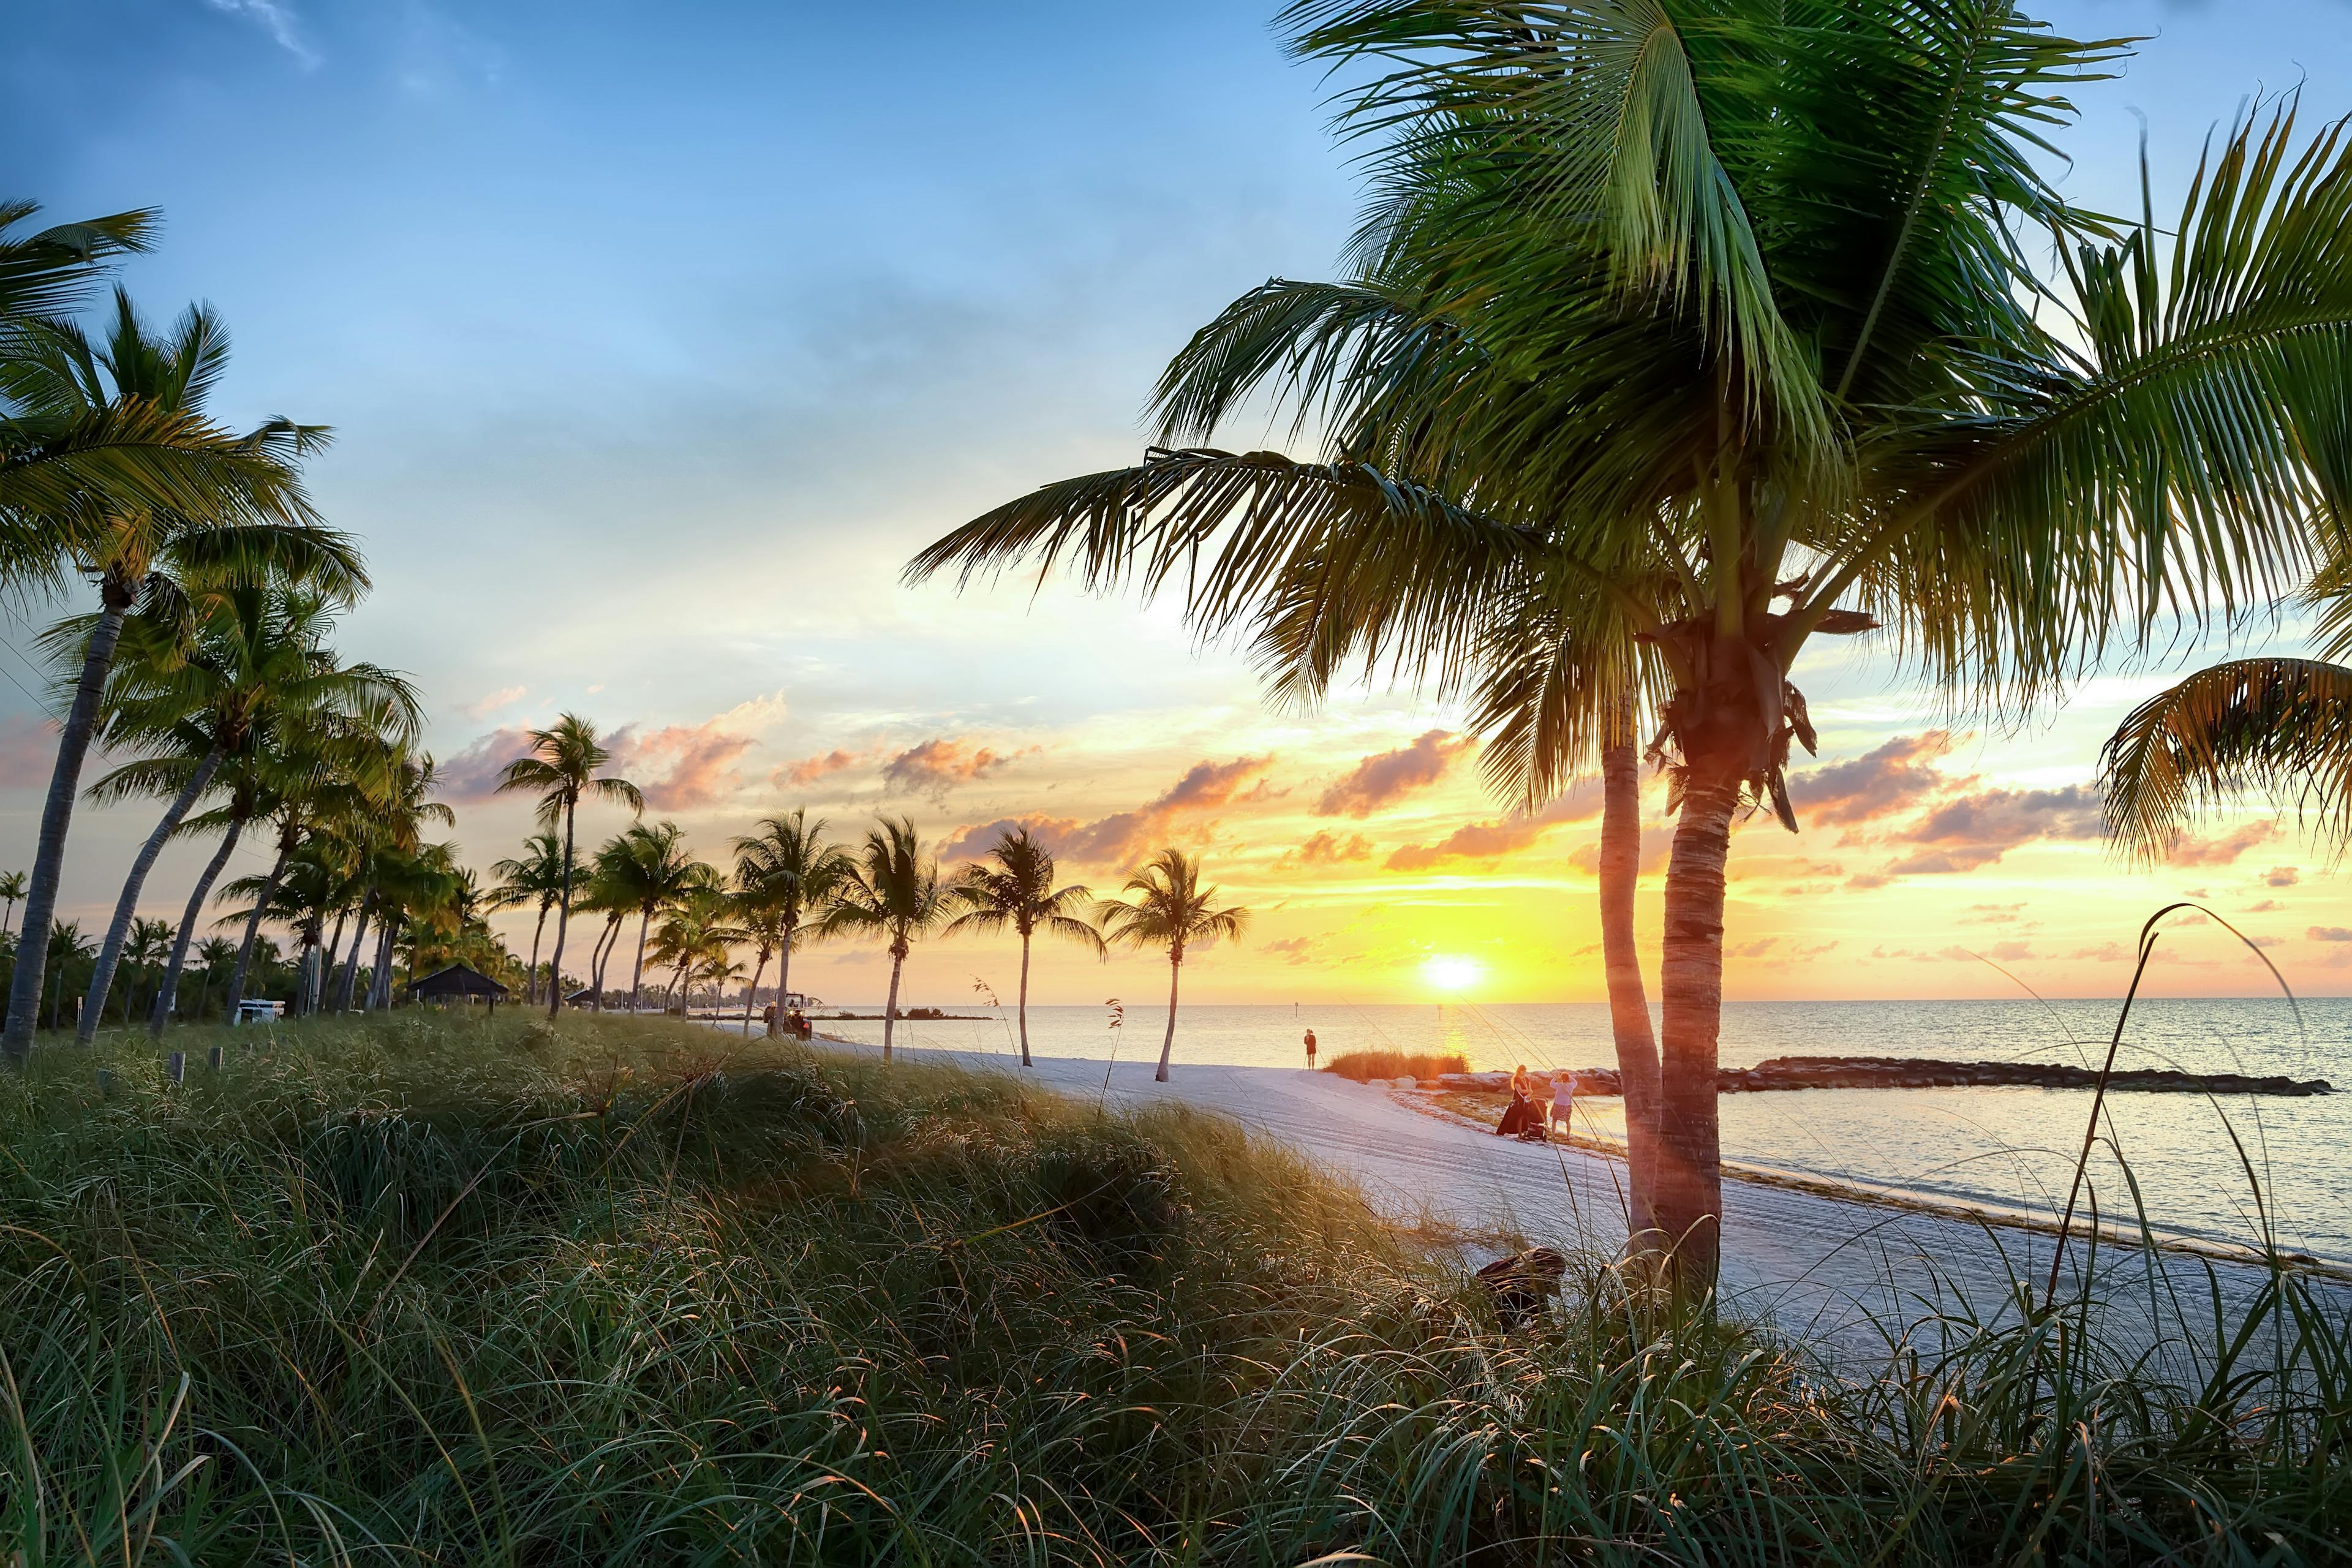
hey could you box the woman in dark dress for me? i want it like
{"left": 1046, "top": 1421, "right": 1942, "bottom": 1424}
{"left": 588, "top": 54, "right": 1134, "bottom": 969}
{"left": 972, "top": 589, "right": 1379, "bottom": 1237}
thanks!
{"left": 1495, "top": 1065, "right": 1538, "bottom": 1137}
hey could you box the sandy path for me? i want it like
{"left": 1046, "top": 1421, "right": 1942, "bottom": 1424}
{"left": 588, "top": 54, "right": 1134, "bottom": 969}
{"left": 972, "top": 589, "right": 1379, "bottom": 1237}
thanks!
{"left": 742, "top": 1024, "right": 2335, "bottom": 1358}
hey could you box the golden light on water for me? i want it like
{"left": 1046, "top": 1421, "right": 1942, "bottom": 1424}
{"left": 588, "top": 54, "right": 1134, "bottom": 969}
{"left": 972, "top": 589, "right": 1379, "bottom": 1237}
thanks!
{"left": 1420, "top": 955, "right": 1484, "bottom": 994}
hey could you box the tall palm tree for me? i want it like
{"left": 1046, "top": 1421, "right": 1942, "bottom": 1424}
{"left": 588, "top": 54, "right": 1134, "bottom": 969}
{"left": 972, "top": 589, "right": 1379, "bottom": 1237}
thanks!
{"left": 651, "top": 885, "right": 746, "bottom": 1016}
{"left": 1, "top": 288, "right": 362, "bottom": 1061}
{"left": 818, "top": 816, "right": 946, "bottom": 1061}
{"left": 496, "top": 715, "right": 642, "bottom": 1019}
{"left": 2100, "top": 569, "right": 2352, "bottom": 860}
{"left": 732, "top": 810, "right": 851, "bottom": 1038}
{"left": 1097, "top": 849, "right": 1247, "bottom": 1084}
{"left": 486, "top": 832, "right": 565, "bottom": 1003}
{"left": 0, "top": 872, "right": 23, "bottom": 940}
{"left": 69, "top": 586, "right": 417, "bottom": 1038}
{"left": 733, "top": 895, "right": 788, "bottom": 1035}
{"left": 190, "top": 935, "right": 237, "bottom": 1022}
{"left": 119, "top": 916, "right": 173, "bottom": 1025}
{"left": 597, "top": 820, "right": 714, "bottom": 1013}
{"left": 943, "top": 826, "right": 1104, "bottom": 1067}
{"left": 39, "top": 919, "right": 95, "bottom": 1033}
{"left": 911, "top": 2, "right": 2352, "bottom": 1287}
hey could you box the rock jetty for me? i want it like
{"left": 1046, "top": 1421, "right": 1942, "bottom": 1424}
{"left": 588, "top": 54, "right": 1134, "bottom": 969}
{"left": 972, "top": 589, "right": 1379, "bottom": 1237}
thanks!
{"left": 1431, "top": 1057, "right": 2331, "bottom": 1098}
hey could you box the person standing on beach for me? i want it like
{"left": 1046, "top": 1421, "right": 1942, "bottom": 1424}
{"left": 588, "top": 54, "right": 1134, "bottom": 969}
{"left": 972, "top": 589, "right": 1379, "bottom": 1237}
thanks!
{"left": 1303, "top": 1027, "right": 1317, "bottom": 1068}
{"left": 1550, "top": 1074, "right": 1575, "bottom": 1137}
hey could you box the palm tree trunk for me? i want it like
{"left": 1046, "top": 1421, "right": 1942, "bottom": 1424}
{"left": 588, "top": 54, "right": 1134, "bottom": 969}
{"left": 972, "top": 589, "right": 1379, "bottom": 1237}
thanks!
{"left": 4, "top": 590, "right": 131, "bottom": 1060}
{"left": 742, "top": 949, "right": 766, "bottom": 1035}
{"left": 371, "top": 916, "right": 401, "bottom": 1009}
{"left": 334, "top": 886, "right": 375, "bottom": 1012}
{"left": 882, "top": 947, "right": 903, "bottom": 1062}
{"left": 1154, "top": 956, "right": 1180, "bottom": 1082}
{"left": 627, "top": 908, "right": 652, "bottom": 1012}
{"left": 1653, "top": 769, "right": 1740, "bottom": 1296}
{"left": 1599, "top": 726, "right": 1664, "bottom": 1250}
{"left": 226, "top": 822, "right": 296, "bottom": 1016}
{"left": 1017, "top": 933, "right": 1033, "bottom": 1068}
{"left": 769, "top": 924, "right": 794, "bottom": 1038}
{"left": 150, "top": 814, "right": 245, "bottom": 1037}
{"left": 546, "top": 797, "right": 576, "bottom": 1020}
{"left": 524, "top": 900, "right": 548, "bottom": 1004}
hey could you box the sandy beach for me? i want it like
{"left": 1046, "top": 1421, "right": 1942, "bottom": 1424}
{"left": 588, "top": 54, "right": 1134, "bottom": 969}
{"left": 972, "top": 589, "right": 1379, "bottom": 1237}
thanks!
{"left": 780, "top": 1025, "right": 2342, "bottom": 1359}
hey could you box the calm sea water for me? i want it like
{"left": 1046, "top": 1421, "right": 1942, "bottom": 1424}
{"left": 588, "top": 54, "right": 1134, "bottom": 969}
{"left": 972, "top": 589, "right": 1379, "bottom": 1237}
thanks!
{"left": 823, "top": 998, "right": 2352, "bottom": 1265}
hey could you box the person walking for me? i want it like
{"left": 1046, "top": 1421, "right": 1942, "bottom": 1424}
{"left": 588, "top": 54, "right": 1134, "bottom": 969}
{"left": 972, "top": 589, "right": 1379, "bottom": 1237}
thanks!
{"left": 1303, "top": 1027, "right": 1317, "bottom": 1069}
{"left": 1550, "top": 1072, "right": 1575, "bottom": 1137}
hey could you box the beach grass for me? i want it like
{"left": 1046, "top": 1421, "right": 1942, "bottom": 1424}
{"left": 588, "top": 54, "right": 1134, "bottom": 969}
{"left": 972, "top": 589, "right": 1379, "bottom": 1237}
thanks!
{"left": 0, "top": 1011, "right": 2343, "bottom": 1564}
{"left": 1321, "top": 1047, "right": 1471, "bottom": 1082}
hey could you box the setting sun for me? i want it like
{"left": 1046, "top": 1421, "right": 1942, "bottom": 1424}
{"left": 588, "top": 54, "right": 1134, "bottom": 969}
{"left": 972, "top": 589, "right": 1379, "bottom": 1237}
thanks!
{"left": 1420, "top": 955, "right": 1485, "bottom": 994}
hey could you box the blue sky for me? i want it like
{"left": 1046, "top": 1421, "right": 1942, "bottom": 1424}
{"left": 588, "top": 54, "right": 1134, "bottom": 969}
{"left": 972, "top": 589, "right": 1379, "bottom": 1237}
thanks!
{"left": 7, "top": 1, "right": 2351, "bottom": 1003}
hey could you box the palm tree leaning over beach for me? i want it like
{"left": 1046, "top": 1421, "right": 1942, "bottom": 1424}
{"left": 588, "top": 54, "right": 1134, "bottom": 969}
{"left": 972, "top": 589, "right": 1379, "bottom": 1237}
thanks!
{"left": 733, "top": 810, "right": 850, "bottom": 1038}
{"left": 496, "top": 715, "right": 642, "bottom": 1019}
{"left": 2100, "top": 564, "right": 2352, "bottom": 861}
{"left": 912, "top": 1, "right": 2352, "bottom": 1288}
{"left": 1096, "top": 848, "right": 1246, "bottom": 1085}
{"left": 820, "top": 816, "right": 946, "bottom": 1062}
{"left": 487, "top": 832, "right": 565, "bottom": 1003}
{"left": 943, "top": 826, "right": 1104, "bottom": 1067}
{"left": 0, "top": 286, "right": 361, "bottom": 1061}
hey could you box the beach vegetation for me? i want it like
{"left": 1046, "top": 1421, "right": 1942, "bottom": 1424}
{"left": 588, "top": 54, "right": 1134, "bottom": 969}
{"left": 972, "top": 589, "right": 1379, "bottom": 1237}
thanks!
{"left": 818, "top": 815, "right": 948, "bottom": 1060}
{"left": 1099, "top": 847, "right": 1250, "bottom": 1083}
{"left": 944, "top": 824, "right": 1106, "bottom": 1066}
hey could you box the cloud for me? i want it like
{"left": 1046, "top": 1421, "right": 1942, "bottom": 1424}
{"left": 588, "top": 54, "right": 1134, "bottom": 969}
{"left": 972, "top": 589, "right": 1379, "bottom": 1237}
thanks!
{"left": 204, "top": 0, "right": 318, "bottom": 65}
{"left": 1984, "top": 940, "right": 2035, "bottom": 962}
{"left": 2246, "top": 899, "right": 2285, "bottom": 913}
{"left": 1786, "top": 731, "right": 1953, "bottom": 826}
{"left": 2309, "top": 926, "right": 2352, "bottom": 943}
{"left": 608, "top": 720, "right": 754, "bottom": 811}
{"left": 2263, "top": 865, "right": 2301, "bottom": 888}
{"left": 459, "top": 685, "right": 527, "bottom": 720}
{"left": 1285, "top": 830, "right": 1373, "bottom": 867}
{"left": 1316, "top": 729, "right": 1468, "bottom": 818}
{"left": 2168, "top": 822, "right": 2275, "bottom": 866}
{"left": 0, "top": 714, "right": 58, "bottom": 789}
{"left": 1385, "top": 780, "right": 1602, "bottom": 872}
{"left": 881, "top": 736, "right": 1031, "bottom": 799}
{"left": 1263, "top": 935, "right": 1322, "bottom": 966}
{"left": 438, "top": 726, "right": 533, "bottom": 802}
{"left": 2068, "top": 943, "right": 2132, "bottom": 963}
{"left": 1887, "top": 785, "right": 2103, "bottom": 873}
{"left": 943, "top": 756, "right": 1273, "bottom": 868}
{"left": 1728, "top": 938, "right": 1778, "bottom": 959}
{"left": 1960, "top": 902, "right": 2027, "bottom": 925}
{"left": 774, "top": 747, "right": 869, "bottom": 788}
{"left": 1845, "top": 869, "right": 1894, "bottom": 890}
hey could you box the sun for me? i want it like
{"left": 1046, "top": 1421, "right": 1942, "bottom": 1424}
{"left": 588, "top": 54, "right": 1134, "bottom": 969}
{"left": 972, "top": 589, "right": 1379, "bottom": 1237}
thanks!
{"left": 1420, "top": 954, "right": 1484, "bottom": 994}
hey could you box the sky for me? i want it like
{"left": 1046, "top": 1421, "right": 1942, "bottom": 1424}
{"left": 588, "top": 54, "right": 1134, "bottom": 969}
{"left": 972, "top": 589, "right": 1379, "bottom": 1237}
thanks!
{"left": 6, "top": 0, "right": 2350, "bottom": 1009}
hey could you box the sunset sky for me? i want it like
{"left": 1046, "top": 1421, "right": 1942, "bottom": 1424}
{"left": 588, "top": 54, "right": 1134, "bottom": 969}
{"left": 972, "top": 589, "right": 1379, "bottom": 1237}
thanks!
{"left": 7, "top": 0, "right": 2348, "bottom": 1007}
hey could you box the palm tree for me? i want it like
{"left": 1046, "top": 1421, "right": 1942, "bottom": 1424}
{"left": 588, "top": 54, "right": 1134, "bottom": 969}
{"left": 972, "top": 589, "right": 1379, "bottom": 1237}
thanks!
{"left": 597, "top": 821, "right": 714, "bottom": 1013}
{"left": 39, "top": 920, "right": 96, "bottom": 1033}
{"left": 818, "top": 817, "right": 946, "bottom": 1061}
{"left": 649, "top": 885, "right": 745, "bottom": 1015}
{"left": 1, "top": 288, "right": 363, "bottom": 1061}
{"left": 943, "top": 826, "right": 1103, "bottom": 1066}
{"left": 0, "top": 872, "right": 23, "bottom": 939}
{"left": 119, "top": 916, "right": 173, "bottom": 1025}
{"left": 733, "top": 896, "right": 788, "bottom": 1035}
{"left": 496, "top": 715, "right": 642, "bottom": 1019}
{"left": 732, "top": 810, "right": 850, "bottom": 1038}
{"left": 70, "top": 586, "right": 418, "bottom": 1039}
{"left": 486, "top": 832, "right": 565, "bottom": 1003}
{"left": 191, "top": 935, "right": 238, "bottom": 1022}
{"left": 1096, "top": 849, "right": 1246, "bottom": 1084}
{"left": 911, "top": 3, "right": 2352, "bottom": 1287}
{"left": 2100, "top": 568, "right": 2352, "bottom": 860}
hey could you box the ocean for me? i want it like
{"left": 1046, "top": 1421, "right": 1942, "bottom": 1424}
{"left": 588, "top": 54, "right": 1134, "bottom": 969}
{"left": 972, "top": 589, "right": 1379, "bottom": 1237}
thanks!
{"left": 812, "top": 997, "right": 2352, "bottom": 1266}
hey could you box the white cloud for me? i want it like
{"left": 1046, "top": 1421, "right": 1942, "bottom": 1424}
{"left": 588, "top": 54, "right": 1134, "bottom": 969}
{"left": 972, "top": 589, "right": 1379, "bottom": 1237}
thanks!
{"left": 203, "top": 0, "right": 319, "bottom": 67}
{"left": 459, "top": 684, "right": 527, "bottom": 719}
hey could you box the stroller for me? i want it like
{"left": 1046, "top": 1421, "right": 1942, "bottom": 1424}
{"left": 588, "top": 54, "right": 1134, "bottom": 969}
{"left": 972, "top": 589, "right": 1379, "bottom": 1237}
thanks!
{"left": 1495, "top": 1089, "right": 1549, "bottom": 1143}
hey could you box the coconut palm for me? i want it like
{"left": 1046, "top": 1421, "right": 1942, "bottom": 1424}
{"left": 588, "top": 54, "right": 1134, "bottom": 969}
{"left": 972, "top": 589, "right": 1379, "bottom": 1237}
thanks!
{"left": 596, "top": 821, "right": 715, "bottom": 1013}
{"left": 733, "top": 810, "right": 851, "bottom": 1038}
{"left": 496, "top": 715, "right": 643, "bottom": 1019}
{"left": 912, "top": 2, "right": 2352, "bottom": 1286}
{"left": 486, "top": 832, "right": 565, "bottom": 1003}
{"left": 1096, "top": 849, "right": 1247, "bottom": 1084}
{"left": 119, "top": 916, "right": 173, "bottom": 1025}
{"left": 0, "top": 872, "right": 23, "bottom": 939}
{"left": 39, "top": 919, "right": 96, "bottom": 1033}
{"left": 818, "top": 817, "right": 946, "bottom": 1061}
{"left": 732, "top": 897, "right": 788, "bottom": 1035}
{"left": 649, "top": 885, "right": 745, "bottom": 1014}
{"left": 943, "top": 826, "right": 1103, "bottom": 1067}
{"left": 2100, "top": 570, "right": 2352, "bottom": 860}
{"left": 69, "top": 586, "right": 418, "bottom": 1038}
{"left": 1, "top": 288, "right": 363, "bottom": 1060}
{"left": 189, "top": 935, "right": 237, "bottom": 1022}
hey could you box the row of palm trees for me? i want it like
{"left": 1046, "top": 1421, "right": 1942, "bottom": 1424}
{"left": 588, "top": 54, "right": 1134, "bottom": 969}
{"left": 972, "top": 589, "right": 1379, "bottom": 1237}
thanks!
{"left": 482, "top": 722, "right": 1250, "bottom": 1080}
{"left": 908, "top": 0, "right": 2352, "bottom": 1291}
{"left": 0, "top": 198, "right": 492, "bottom": 1054}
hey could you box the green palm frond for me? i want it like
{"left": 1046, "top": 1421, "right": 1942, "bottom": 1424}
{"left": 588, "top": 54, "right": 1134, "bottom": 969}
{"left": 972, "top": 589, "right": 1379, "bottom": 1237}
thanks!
{"left": 0, "top": 202, "right": 157, "bottom": 325}
{"left": 2098, "top": 655, "right": 2352, "bottom": 862}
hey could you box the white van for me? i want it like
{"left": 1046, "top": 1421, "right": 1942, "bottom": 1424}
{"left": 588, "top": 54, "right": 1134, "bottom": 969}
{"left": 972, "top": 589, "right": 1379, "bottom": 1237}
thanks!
{"left": 232, "top": 999, "right": 282, "bottom": 1026}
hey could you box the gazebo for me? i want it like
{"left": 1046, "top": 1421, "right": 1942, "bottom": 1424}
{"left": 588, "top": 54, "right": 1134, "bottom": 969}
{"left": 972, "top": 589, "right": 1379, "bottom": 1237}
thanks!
{"left": 406, "top": 964, "right": 513, "bottom": 1015}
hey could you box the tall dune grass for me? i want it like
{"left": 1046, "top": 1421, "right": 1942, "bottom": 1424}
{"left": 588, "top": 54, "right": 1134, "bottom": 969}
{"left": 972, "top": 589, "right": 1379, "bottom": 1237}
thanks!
{"left": 1321, "top": 1048, "right": 1471, "bottom": 1082}
{"left": 0, "top": 1012, "right": 2342, "bottom": 1562}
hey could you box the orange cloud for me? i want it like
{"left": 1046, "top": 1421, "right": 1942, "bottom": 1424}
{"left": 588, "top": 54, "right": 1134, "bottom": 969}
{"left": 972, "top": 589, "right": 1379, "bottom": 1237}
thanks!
{"left": 942, "top": 755, "right": 1273, "bottom": 868}
{"left": 609, "top": 720, "right": 753, "bottom": 810}
{"left": 1285, "top": 830, "right": 1373, "bottom": 867}
{"left": 1385, "top": 781, "right": 1602, "bottom": 872}
{"left": 1785, "top": 732, "right": 1953, "bottom": 826}
{"left": 1316, "top": 729, "right": 1468, "bottom": 818}
{"left": 881, "top": 736, "right": 1034, "bottom": 798}
{"left": 439, "top": 725, "right": 536, "bottom": 802}
{"left": 2168, "top": 821, "right": 2275, "bottom": 866}
{"left": 774, "top": 747, "right": 870, "bottom": 788}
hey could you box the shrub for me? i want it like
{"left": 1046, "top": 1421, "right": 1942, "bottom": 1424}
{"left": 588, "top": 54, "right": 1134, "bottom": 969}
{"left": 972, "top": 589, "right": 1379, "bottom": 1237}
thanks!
{"left": 1322, "top": 1047, "right": 1471, "bottom": 1081}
